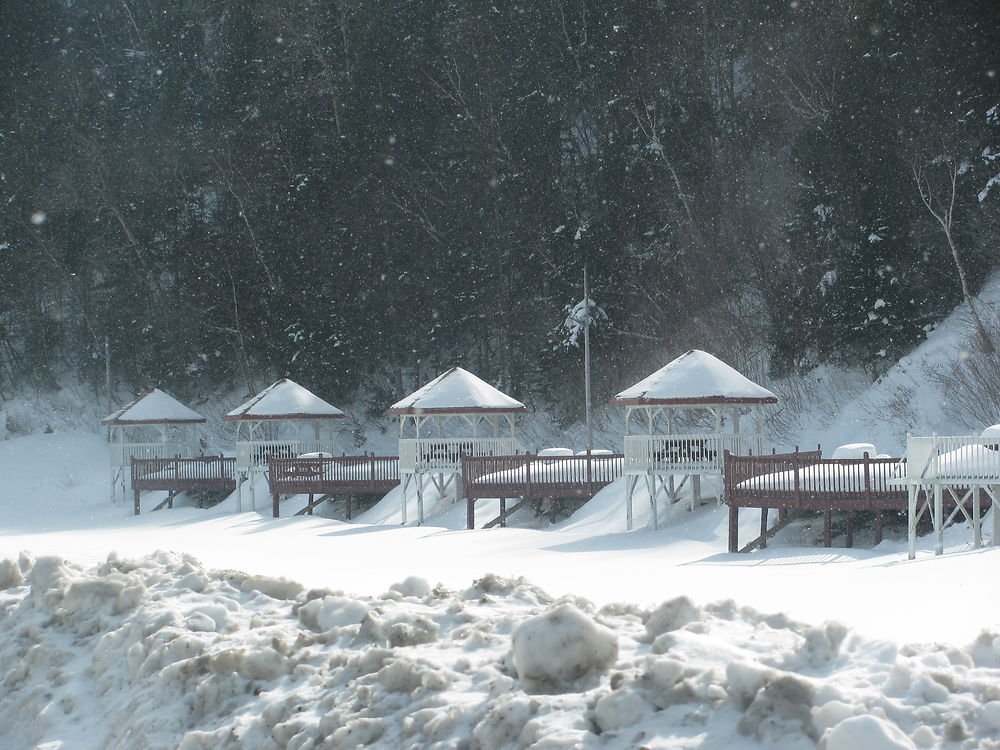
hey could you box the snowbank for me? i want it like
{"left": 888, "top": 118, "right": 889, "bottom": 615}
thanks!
{"left": 4, "top": 553, "right": 1000, "bottom": 749}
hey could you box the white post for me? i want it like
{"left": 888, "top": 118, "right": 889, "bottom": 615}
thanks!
{"left": 992, "top": 485, "right": 999, "bottom": 546}
{"left": 692, "top": 474, "right": 701, "bottom": 507}
{"left": 400, "top": 474, "right": 409, "bottom": 524}
{"left": 625, "top": 475, "right": 637, "bottom": 531}
{"left": 416, "top": 473, "right": 425, "bottom": 525}
{"left": 907, "top": 484, "right": 917, "bottom": 560}
{"left": 647, "top": 475, "right": 659, "bottom": 530}
{"left": 973, "top": 485, "right": 982, "bottom": 548}
{"left": 934, "top": 483, "right": 944, "bottom": 556}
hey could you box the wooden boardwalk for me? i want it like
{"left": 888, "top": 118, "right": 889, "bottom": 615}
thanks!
{"left": 267, "top": 455, "right": 400, "bottom": 518}
{"left": 131, "top": 456, "right": 237, "bottom": 514}
{"left": 462, "top": 452, "right": 623, "bottom": 528}
{"left": 724, "top": 450, "right": 907, "bottom": 552}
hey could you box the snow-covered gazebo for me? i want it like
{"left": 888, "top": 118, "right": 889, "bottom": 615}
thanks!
{"left": 225, "top": 378, "right": 346, "bottom": 509}
{"left": 102, "top": 388, "right": 207, "bottom": 503}
{"left": 610, "top": 350, "right": 777, "bottom": 529}
{"left": 386, "top": 367, "right": 526, "bottom": 523}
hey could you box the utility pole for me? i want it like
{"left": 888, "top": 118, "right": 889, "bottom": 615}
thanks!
{"left": 105, "top": 337, "right": 112, "bottom": 418}
{"left": 583, "top": 266, "right": 593, "bottom": 455}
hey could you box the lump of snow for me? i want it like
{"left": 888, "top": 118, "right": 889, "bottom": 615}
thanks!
{"left": 594, "top": 688, "right": 655, "bottom": 732}
{"left": 980, "top": 424, "right": 1000, "bottom": 440}
{"left": 980, "top": 701, "right": 1000, "bottom": 731}
{"left": 298, "top": 595, "right": 369, "bottom": 632}
{"left": 643, "top": 596, "right": 702, "bottom": 641}
{"left": 575, "top": 449, "right": 614, "bottom": 456}
{"left": 821, "top": 715, "right": 916, "bottom": 750}
{"left": 831, "top": 443, "right": 877, "bottom": 460}
{"left": 738, "top": 674, "right": 815, "bottom": 742}
{"left": 0, "top": 558, "right": 24, "bottom": 589}
{"left": 240, "top": 574, "right": 304, "bottom": 601}
{"left": 538, "top": 447, "right": 574, "bottom": 457}
{"left": 511, "top": 603, "right": 617, "bottom": 692}
{"left": 389, "top": 576, "right": 431, "bottom": 598}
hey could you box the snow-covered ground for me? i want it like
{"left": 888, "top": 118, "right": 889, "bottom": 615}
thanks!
{"left": 2, "top": 429, "right": 1000, "bottom": 748}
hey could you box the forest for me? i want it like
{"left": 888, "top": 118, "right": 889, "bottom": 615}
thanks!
{"left": 1, "top": 0, "right": 997, "bottom": 420}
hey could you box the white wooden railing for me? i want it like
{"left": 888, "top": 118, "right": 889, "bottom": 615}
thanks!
{"left": 904, "top": 435, "right": 1000, "bottom": 483}
{"left": 111, "top": 441, "right": 192, "bottom": 468}
{"left": 399, "top": 437, "right": 520, "bottom": 472}
{"left": 624, "top": 433, "right": 771, "bottom": 475}
{"left": 236, "top": 439, "right": 333, "bottom": 471}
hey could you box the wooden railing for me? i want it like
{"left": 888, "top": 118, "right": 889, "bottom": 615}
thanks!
{"left": 724, "top": 450, "right": 906, "bottom": 510}
{"left": 463, "top": 452, "right": 624, "bottom": 499}
{"left": 624, "top": 433, "right": 770, "bottom": 474}
{"left": 268, "top": 455, "right": 400, "bottom": 496}
{"left": 903, "top": 435, "right": 1000, "bottom": 482}
{"left": 131, "top": 455, "right": 237, "bottom": 492}
{"left": 399, "top": 437, "right": 520, "bottom": 472}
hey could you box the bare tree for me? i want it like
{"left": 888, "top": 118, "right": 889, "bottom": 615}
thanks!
{"left": 912, "top": 154, "right": 994, "bottom": 353}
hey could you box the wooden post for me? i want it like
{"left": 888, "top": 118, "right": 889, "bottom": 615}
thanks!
{"left": 759, "top": 506, "right": 769, "bottom": 549}
{"left": 307, "top": 493, "right": 314, "bottom": 515}
{"left": 500, "top": 497, "right": 507, "bottom": 528}
{"left": 272, "top": 491, "right": 280, "bottom": 519}
{"left": 346, "top": 494, "right": 354, "bottom": 520}
{"left": 907, "top": 484, "right": 918, "bottom": 559}
{"left": 467, "top": 496, "right": 475, "bottom": 530}
{"left": 793, "top": 450, "right": 802, "bottom": 509}
{"left": 823, "top": 510, "right": 832, "bottom": 547}
{"left": 992, "top": 485, "right": 999, "bottom": 547}
{"left": 875, "top": 511, "right": 884, "bottom": 545}
{"left": 133, "top": 490, "right": 141, "bottom": 516}
{"left": 846, "top": 513, "right": 854, "bottom": 548}
{"left": 729, "top": 504, "right": 739, "bottom": 553}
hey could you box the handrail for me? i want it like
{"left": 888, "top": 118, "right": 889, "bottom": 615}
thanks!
{"left": 463, "top": 452, "right": 624, "bottom": 499}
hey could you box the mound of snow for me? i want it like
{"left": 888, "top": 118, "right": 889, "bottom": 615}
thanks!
{"left": 821, "top": 714, "right": 916, "bottom": 750}
{"left": 510, "top": 603, "right": 617, "bottom": 691}
{"left": 831, "top": 443, "right": 877, "bottom": 459}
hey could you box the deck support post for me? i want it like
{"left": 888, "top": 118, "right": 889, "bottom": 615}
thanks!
{"left": 846, "top": 513, "right": 854, "bottom": 548}
{"left": 759, "top": 507, "right": 768, "bottom": 549}
{"left": 307, "top": 493, "right": 314, "bottom": 515}
{"left": 907, "top": 484, "right": 918, "bottom": 559}
{"left": 934, "top": 483, "right": 944, "bottom": 555}
{"left": 874, "top": 511, "right": 884, "bottom": 545}
{"left": 973, "top": 485, "right": 982, "bottom": 548}
{"left": 272, "top": 491, "right": 280, "bottom": 519}
{"left": 133, "top": 490, "right": 141, "bottom": 516}
{"left": 499, "top": 498, "right": 507, "bottom": 527}
{"left": 416, "top": 475, "right": 425, "bottom": 525}
{"left": 400, "top": 475, "right": 410, "bottom": 524}
{"left": 692, "top": 474, "right": 701, "bottom": 509}
{"left": 346, "top": 494, "right": 354, "bottom": 520}
{"left": 647, "top": 475, "right": 659, "bottom": 530}
{"left": 823, "top": 510, "right": 832, "bottom": 547}
{"left": 467, "top": 496, "right": 475, "bottom": 530}
{"left": 728, "top": 504, "right": 739, "bottom": 553}
{"left": 625, "top": 475, "right": 639, "bottom": 531}
{"left": 992, "top": 485, "right": 999, "bottom": 546}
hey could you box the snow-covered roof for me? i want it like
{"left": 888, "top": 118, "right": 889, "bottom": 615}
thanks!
{"left": 386, "top": 367, "right": 526, "bottom": 415}
{"left": 225, "top": 378, "right": 346, "bottom": 421}
{"left": 610, "top": 350, "right": 778, "bottom": 406}
{"left": 101, "top": 388, "right": 207, "bottom": 426}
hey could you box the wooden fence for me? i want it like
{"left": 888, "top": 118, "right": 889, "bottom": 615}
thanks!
{"left": 463, "top": 452, "right": 623, "bottom": 500}
{"left": 132, "top": 455, "right": 237, "bottom": 493}
{"left": 267, "top": 455, "right": 400, "bottom": 497}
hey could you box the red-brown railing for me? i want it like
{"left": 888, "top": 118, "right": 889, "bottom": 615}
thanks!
{"left": 131, "top": 455, "right": 237, "bottom": 492}
{"left": 724, "top": 450, "right": 906, "bottom": 510}
{"left": 268, "top": 455, "right": 400, "bottom": 496}
{"left": 463, "top": 453, "right": 624, "bottom": 500}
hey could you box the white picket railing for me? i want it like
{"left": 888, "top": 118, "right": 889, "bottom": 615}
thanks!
{"left": 904, "top": 435, "right": 1000, "bottom": 482}
{"left": 624, "top": 433, "right": 770, "bottom": 475}
{"left": 111, "top": 441, "right": 192, "bottom": 467}
{"left": 235, "top": 439, "right": 333, "bottom": 471}
{"left": 399, "top": 437, "right": 520, "bottom": 472}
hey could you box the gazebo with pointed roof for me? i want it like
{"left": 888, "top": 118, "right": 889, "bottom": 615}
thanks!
{"left": 225, "top": 378, "right": 345, "bottom": 510}
{"left": 610, "top": 350, "right": 778, "bottom": 529}
{"left": 101, "top": 388, "right": 207, "bottom": 503}
{"left": 386, "top": 366, "right": 525, "bottom": 523}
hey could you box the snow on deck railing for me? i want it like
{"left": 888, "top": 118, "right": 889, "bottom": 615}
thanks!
{"left": 904, "top": 435, "right": 1000, "bottom": 482}
{"left": 624, "top": 433, "right": 770, "bottom": 475}
{"left": 399, "top": 437, "right": 520, "bottom": 472}
{"left": 463, "top": 453, "right": 624, "bottom": 499}
{"left": 268, "top": 455, "right": 400, "bottom": 492}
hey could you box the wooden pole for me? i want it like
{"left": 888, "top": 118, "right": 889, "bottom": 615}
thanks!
{"left": 759, "top": 506, "right": 768, "bottom": 549}
{"left": 729, "top": 504, "right": 739, "bottom": 553}
{"left": 823, "top": 510, "right": 832, "bottom": 547}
